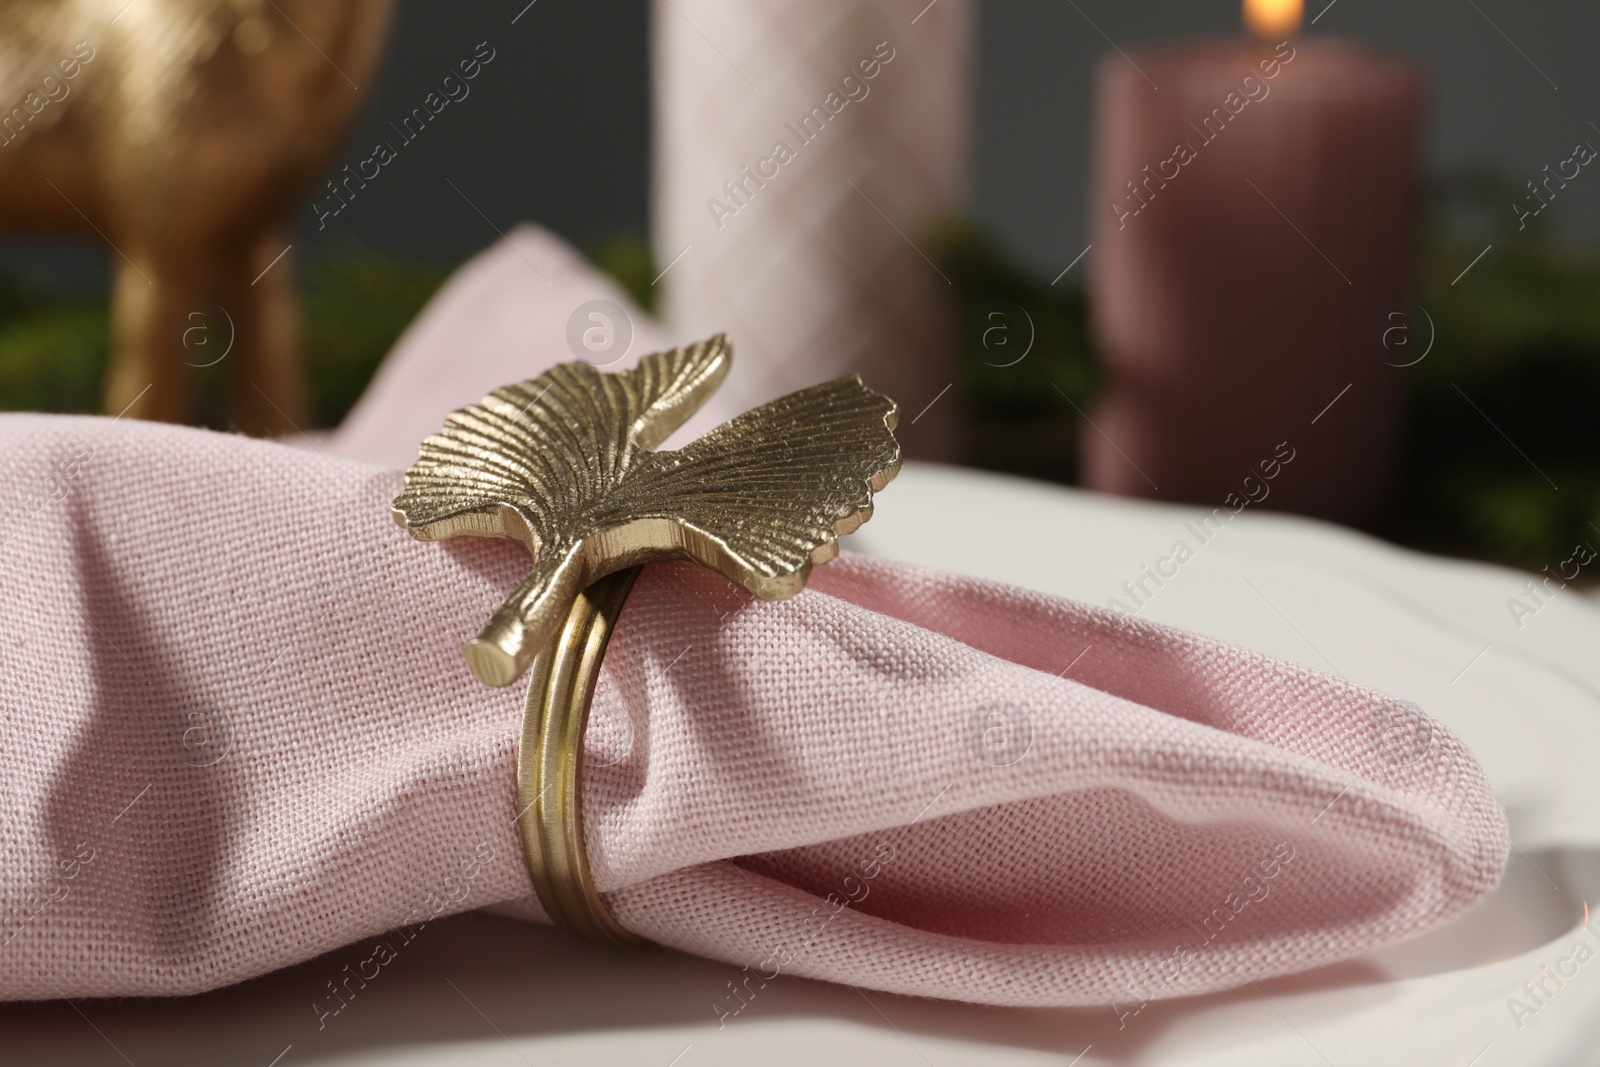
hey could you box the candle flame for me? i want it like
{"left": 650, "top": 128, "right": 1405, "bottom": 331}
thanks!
{"left": 1244, "top": 0, "right": 1302, "bottom": 38}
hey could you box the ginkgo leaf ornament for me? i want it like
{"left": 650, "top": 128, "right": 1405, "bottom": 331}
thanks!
{"left": 391, "top": 334, "right": 902, "bottom": 688}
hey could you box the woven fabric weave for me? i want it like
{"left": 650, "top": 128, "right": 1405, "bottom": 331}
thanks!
{"left": 0, "top": 412, "right": 1506, "bottom": 1006}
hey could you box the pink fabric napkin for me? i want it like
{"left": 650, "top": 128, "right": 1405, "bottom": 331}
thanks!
{"left": 0, "top": 408, "right": 1506, "bottom": 1007}
{"left": 332, "top": 224, "right": 809, "bottom": 472}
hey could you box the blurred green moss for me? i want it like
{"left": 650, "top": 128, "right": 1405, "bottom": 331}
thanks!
{"left": 587, "top": 232, "right": 658, "bottom": 315}
{"left": 927, "top": 179, "right": 1600, "bottom": 573}
{"left": 2, "top": 192, "right": 1598, "bottom": 574}
{"left": 927, "top": 217, "right": 1100, "bottom": 484}
{"left": 0, "top": 295, "right": 107, "bottom": 415}
{"left": 0, "top": 249, "right": 448, "bottom": 430}
{"left": 929, "top": 217, "right": 1099, "bottom": 415}
{"left": 1396, "top": 170, "right": 1600, "bottom": 569}
{"left": 298, "top": 252, "right": 450, "bottom": 427}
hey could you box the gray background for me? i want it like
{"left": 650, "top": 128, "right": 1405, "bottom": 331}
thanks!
{"left": 6, "top": 0, "right": 1596, "bottom": 286}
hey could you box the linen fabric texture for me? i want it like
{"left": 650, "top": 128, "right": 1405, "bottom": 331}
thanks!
{"left": 0, "top": 411, "right": 1507, "bottom": 1006}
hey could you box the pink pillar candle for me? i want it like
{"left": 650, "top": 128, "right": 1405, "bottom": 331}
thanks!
{"left": 1084, "top": 38, "right": 1424, "bottom": 527}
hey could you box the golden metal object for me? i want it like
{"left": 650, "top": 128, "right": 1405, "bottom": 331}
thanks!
{"left": 0, "top": 0, "right": 394, "bottom": 434}
{"left": 515, "top": 565, "right": 650, "bottom": 947}
{"left": 393, "top": 334, "right": 901, "bottom": 945}
{"left": 392, "top": 333, "right": 903, "bottom": 689}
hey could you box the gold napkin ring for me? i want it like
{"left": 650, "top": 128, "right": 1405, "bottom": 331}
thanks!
{"left": 391, "top": 334, "right": 900, "bottom": 945}
{"left": 515, "top": 566, "right": 649, "bottom": 947}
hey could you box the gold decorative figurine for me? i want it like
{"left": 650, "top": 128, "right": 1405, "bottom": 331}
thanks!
{"left": 392, "top": 334, "right": 901, "bottom": 944}
{"left": 0, "top": 0, "right": 394, "bottom": 434}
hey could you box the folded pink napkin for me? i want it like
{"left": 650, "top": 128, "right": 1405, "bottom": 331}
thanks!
{"left": 332, "top": 225, "right": 676, "bottom": 470}
{"left": 0, "top": 411, "right": 1506, "bottom": 1007}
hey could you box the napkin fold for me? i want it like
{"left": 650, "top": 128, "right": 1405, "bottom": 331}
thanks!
{"left": 0, "top": 411, "right": 1507, "bottom": 1006}
{"left": 330, "top": 225, "right": 675, "bottom": 471}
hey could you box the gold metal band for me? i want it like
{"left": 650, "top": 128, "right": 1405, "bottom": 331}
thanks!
{"left": 515, "top": 565, "right": 652, "bottom": 948}
{"left": 395, "top": 339, "right": 899, "bottom": 945}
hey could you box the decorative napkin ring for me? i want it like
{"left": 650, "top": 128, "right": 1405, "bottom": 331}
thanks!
{"left": 392, "top": 334, "right": 902, "bottom": 945}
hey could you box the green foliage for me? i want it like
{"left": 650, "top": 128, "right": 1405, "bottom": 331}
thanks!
{"left": 928, "top": 179, "right": 1600, "bottom": 573}
{"left": 1396, "top": 170, "right": 1600, "bottom": 568}
{"left": 0, "top": 277, "right": 106, "bottom": 416}
{"left": 927, "top": 218, "right": 1099, "bottom": 484}
{"left": 929, "top": 218, "right": 1099, "bottom": 418}
{"left": 587, "top": 232, "right": 658, "bottom": 315}
{"left": 1, "top": 191, "right": 1595, "bottom": 574}
{"left": 0, "top": 249, "right": 448, "bottom": 430}
{"left": 299, "top": 252, "right": 449, "bottom": 427}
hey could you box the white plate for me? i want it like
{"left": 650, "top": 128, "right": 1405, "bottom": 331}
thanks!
{"left": 8, "top": 462, "right": 1599, "bottom": 1066}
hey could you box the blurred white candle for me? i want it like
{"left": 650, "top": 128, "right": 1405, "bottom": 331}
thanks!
{"left": 652, "top": 0, "right": 972, "bottom": 459}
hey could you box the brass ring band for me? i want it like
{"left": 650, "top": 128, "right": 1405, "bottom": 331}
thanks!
{"left": 515, "top": 565, "right": 652, "bottom": 948}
